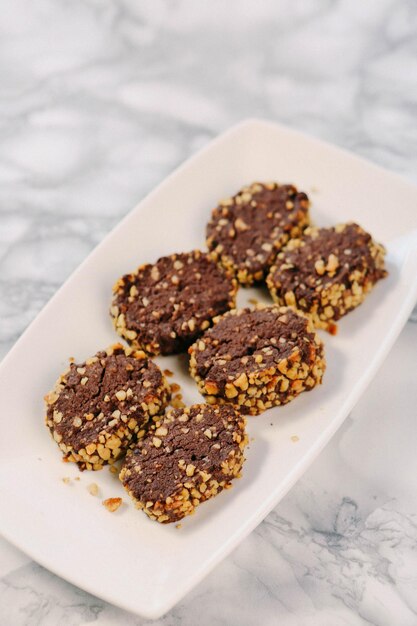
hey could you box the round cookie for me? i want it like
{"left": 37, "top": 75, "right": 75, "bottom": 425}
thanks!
{"left": 111, "top": 250, "right": 237, "bottom": 356}
{"left": 119, "top": 404, "right": 247, "bottom": 523}
{"left": 45, "top": 344, "right": 171, "bottom": 470}
{"left": 206, "top": 182, "right": 310, "bottom": 285}
{"left": 189, "top": 306, "right": 325, "bottom": 415}
{"left": 266, "top": 223, "right": 387, "bottom": 333}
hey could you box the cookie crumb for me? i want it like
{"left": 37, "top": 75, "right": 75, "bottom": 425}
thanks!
{"left": 176, "top": 523, "right": 182, "bottom": 529}
{"left": 109, "top": 465, "right": 119, "bottom": 475}
{"left": 164, "top": 369, "right": 174, "bottom": 377}
{"left": 103, "top": 497, "right": 123, "bottom": 512}
{"left": 62, "top": 477, "right": 70, "bottom": 484}
{"left": 88, "top": 483, "right": 99, "bottom": 496}
{"left": 171, "top": 394, "right": 185, "bottom": 409}
{"left": 248, "top": 298, "right": 259, "bottom": 305}
{"left": 291, "top": 435, "right": 299, "bottom": 442}
{"left": 328, "top": 322, "right": 338, "bottom": 335}
{"left": 170, "top": 383, "right": 181, "bottom": 393}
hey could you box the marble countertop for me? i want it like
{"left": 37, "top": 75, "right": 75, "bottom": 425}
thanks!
{"left": 1, "top": 1, "right": 417, "bottom": 624}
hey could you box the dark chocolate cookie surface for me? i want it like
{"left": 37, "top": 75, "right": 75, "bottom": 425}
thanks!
{"left": 111, "top": 250, "right": 237, "bottom": 355}
{"left": 189, "top": 306, "right": 325, "bottom": 415}
{"left": 120, "top": 403, "right": 247, "bottom": 523}
{"left": 206, "top": 182, "right": 310, "bottom": 285}
{"left": 267, "top": 223, "right": 387, "bottom": 333}
{"left": 45, "top": 344, "right": 170, "bottom": 470}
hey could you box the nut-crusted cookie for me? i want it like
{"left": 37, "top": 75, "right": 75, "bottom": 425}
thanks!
{"left": 111, "top": 250, "right": 237, "bottom": 356}
{"left": 206, "top": 182, "right": 310, "bottom": 285}
{"left": 189, "top": 306, "right": 325, "bottom": 415}
{"left": 120, "top": 404, "right": 247, "bottom": 523}
{"left": 45, "top": 344, "right": 171, "bottom": 470}
{"left": 266, "top": 223, "right": 387, "bottom": 333}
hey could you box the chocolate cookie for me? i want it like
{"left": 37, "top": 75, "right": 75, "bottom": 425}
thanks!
{"left": 45, "top": 344, "right": 170, "bottom": 470}
{"left": 189, "top": 306, "right": 325, "bottom": 415}
{"left": 120, "top": 404, "right": 247, "bottom": 523}
{"left": 206, "top": 182, "right": 310, "bottom": 285}
{"left": 111, "top": 250, "right": 237, "bottom": 355}
{"left": 266, "top": 223, "right": 387, "bottom": 333}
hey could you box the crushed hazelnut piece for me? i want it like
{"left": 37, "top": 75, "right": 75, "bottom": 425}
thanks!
{"left": 204, "top": 381, "right": 218, "bottom": 395}
{"left": 88, "top": 483, "right": 99, "bottom": 496}
{"left": 186, "top": 464, "right": 195, "bottom": 477}
{"left": 103, "top": 497, "right": 123, "bottom": 512}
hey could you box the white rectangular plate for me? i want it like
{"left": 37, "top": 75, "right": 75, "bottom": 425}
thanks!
{"left": 1, "top": 119, "right": 417, "bottom": 620}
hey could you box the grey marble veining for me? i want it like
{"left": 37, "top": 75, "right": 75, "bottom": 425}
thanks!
{"left": 1, "top": 1, "right": 417, "bottom": 624}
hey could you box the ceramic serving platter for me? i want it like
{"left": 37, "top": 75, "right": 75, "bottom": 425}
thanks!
{"left": 1, "top": 119, "right": 417, "bottom": 619}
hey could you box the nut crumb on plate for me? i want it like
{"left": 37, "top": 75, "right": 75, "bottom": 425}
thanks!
{"left": 103, "top": 497, "right": 123, "bottom": 512}
{"left": 88, "top": 483, "right": 99, "bottom": 496}
{"left": 171, "top": 394, "right": 186, "bottom": 409}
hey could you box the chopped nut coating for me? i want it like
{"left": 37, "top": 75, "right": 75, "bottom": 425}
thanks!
{"left": 111, "top": 250, "right": 237, "bottom": 355}
{"left": 120, "top": 404, "right": 247, "bottom": 523}
{"left": 45, "top": 344, "right": 170, "bottom": 470}
{"left": 267, "top": 223, "right": 387, "bottom": 332}
{"left": 206, "top": 182, "right": 310, "bottom": 285}
{"left": 189, "top": 305, "right": 325, "bottom": 415}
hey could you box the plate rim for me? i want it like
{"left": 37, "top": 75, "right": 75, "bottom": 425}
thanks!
{"left": 1, "top": 118, "right": 417, "bottom": 619}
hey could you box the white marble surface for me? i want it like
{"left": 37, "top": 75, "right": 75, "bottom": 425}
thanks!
{"left": 0, "top": 1, "right": 417, "bottom": 624}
